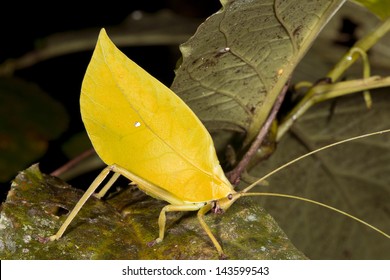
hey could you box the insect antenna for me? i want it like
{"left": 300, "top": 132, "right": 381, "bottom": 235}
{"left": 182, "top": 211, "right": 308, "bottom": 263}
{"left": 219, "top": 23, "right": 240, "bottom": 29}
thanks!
{"left": 235, "top": 192, "right": 390, "bottom": 239}
{"left": 229, "top": 129, "right": 390, "bottom": 239}
{"left": 241, "top": 129, "right": 390, "bottom": 193}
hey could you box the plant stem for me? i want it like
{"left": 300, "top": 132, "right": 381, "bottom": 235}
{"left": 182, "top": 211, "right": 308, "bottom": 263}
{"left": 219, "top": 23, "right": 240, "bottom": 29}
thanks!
{"left": 327, "top": 17, "right": 390, "bottom": 82}
{"left": 277, "top": 17, "right": 390, "bottom": 141}
{"left": 227, "top": 82, "right": 288, "bottom": 185}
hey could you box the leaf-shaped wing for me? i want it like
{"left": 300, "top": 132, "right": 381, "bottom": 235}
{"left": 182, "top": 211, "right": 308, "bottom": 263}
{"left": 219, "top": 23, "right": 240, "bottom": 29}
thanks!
{"left": 80, "top": 29, "right": 233, "bottom": 203}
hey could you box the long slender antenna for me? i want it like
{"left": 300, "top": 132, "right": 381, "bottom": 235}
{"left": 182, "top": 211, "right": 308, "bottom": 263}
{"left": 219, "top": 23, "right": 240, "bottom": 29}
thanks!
{"left": 239, "top": 192, "right": 390, "bottom": 239}
{"left": 242, "top": 129, "right": 390, "bottom": 193}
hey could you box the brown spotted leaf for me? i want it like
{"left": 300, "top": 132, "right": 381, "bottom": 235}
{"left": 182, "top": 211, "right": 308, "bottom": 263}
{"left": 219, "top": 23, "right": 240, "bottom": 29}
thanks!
{"left": 172, "top": 0, "right": 346, "bottom": 148}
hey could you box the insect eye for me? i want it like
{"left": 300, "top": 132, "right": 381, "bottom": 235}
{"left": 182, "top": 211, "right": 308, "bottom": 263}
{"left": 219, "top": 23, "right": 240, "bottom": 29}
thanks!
{"left": 227, "top": 193, "right": 233, "bottom": 200}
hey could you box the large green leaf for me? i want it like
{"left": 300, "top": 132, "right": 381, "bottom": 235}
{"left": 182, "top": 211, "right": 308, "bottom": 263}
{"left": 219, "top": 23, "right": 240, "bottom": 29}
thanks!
{"left": 248, "top": 89, "right": 390, "bottom": 259}
{"left": 235, "top": 1, "right": 390, "bottom": 259}
{"left": 172, "top": 0, "right": 345, "bottom": 148}
{"left": 0, "top": 165, "right": 306, "bottom": 259}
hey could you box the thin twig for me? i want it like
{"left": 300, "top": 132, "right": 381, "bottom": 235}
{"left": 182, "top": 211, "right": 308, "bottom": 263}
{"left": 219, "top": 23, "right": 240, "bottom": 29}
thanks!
{"left": 50, "top": 148, "right": 95, "bottom": 177}
{"left": 227, "top": 80, "right": 290, "bottom": 185}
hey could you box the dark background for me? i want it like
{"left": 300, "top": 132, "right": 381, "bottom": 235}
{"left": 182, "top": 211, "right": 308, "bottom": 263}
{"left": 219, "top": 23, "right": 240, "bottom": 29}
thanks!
{"left": 0, "top": 1, "right": 221, "bottom": 199}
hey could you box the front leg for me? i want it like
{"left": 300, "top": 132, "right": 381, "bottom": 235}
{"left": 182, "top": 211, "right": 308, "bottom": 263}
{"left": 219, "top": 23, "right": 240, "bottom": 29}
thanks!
{"left": 197, "top": 204, "right": 226, "bottom": 258}
{"left": 148, "top": 203, "right": 205, "bottom": 246}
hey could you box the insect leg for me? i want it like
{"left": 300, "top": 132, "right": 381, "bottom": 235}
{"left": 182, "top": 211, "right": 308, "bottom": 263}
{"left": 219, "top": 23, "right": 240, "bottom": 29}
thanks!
{"left": 197, "top": 204, "right": 225, "bottom": 258}
{"left": 95, "top": 172, "right": 120, "bottom": 198}
{"left": 49, "top": 165, "right": 115, "bottom": 241}
{"left": 150, "top": 203, "right": 204, "bottom": 245}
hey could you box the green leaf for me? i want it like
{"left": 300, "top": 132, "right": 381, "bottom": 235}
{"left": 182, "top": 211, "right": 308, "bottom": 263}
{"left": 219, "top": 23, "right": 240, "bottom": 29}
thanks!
{"left": 351, "top": 0, "right": 390, "bottom": 20}
{"left": 171, "top": 0, "right": 346, "bottom": 148}
{"left": 248, "top": 89, "right": 390, "bottom": 259}
{"left": 0, "top": 165, "right": 306, "bottom": 259}
{"left": 0, "top": 78, "right": 68, "bottom": 182}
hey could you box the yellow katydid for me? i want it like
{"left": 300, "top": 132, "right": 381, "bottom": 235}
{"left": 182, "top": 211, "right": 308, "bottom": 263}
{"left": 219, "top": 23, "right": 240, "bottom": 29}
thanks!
{"left": 49, "top": 29, "right": 390, "bottom": 258}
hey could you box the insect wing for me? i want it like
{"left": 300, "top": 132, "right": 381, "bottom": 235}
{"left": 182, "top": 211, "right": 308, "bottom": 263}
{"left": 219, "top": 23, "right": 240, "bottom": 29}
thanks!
{"left": 80, "top": 29, "right": 233, "bottom": 202}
